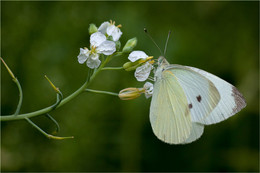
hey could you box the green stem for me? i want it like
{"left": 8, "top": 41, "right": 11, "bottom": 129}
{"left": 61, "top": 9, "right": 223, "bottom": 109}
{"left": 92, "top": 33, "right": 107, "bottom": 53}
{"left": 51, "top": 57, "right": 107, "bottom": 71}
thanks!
{"left": 1, "top": 58, "right": 24, "bottom": 116}
{"left": 45, "top": 113, "right": 60, "bottom": 133}
{"left": 1, "top": 76, "right": 89, "bottom": 121}
{"left": 85, "top": 89, "right": 118, "bottom": 96}
{"left": 50, "top": 92, "right": 63, "bottom": 110}
{"left": 25, "top": 117, "right": 73, "bottom": 140}
{"left": 13, "top": 78, "right": 23, "bottom": 115}
{"left": 101, "top": 67, "right": 123, "bottom": 71}
{"left": 1, "top": 54, "right": 116, "bottom": 121}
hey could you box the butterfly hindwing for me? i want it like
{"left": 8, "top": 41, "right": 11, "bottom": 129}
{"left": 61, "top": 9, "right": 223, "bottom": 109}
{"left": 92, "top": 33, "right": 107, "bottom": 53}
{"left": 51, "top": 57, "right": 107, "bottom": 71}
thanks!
{"left": 182, "top": 122, "right": 204, "bottom": 144}
{"left": 149, "top": 69, "right": 192, "bottom": 144}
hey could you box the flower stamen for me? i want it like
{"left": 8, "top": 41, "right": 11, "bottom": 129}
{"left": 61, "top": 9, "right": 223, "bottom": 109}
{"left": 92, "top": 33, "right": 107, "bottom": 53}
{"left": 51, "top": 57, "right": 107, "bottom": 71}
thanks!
{"left": 149, "top": 60, "right": 155, "bottom": 64}
{"left": 90, "top": 46, "right": 97, "bottom": 54}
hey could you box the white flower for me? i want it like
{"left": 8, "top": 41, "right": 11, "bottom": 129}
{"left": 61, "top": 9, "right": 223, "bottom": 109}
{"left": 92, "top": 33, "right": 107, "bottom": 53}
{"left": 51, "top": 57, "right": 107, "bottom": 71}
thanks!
{"left": 128, "top": 51, "right": 154, "bottom": 81}
{"left": 135, "top": 63, "right": 153, "bottom": 82}
{"left": 98, "top": 21, "right": 122, "bottom": 41}
{"left": 78, "top": 47, "right": 101, "bottom": 69}
{"left": 128, "top": 51, "right": 148, "bottom": 62}
{"left": 143, "top": 82, "right": 153, "bottom": 98}
{"left": 77, "top": 32, "right": 116, "bottom": 69}
{"left": 90, "top": 32, "right": 116, "bottom": 55}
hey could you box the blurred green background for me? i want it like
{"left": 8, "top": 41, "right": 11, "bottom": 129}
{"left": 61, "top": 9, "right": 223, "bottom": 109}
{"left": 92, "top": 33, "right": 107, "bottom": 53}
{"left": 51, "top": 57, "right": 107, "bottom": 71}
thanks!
{"left": 1, "top": 1, "right": 259, "bottom": 172}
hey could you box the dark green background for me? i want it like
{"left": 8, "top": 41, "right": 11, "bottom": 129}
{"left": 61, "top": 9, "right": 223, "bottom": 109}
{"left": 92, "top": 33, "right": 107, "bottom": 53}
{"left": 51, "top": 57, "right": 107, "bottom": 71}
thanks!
{"left": 1, "top": 1, "right": 259, "bottom": 172}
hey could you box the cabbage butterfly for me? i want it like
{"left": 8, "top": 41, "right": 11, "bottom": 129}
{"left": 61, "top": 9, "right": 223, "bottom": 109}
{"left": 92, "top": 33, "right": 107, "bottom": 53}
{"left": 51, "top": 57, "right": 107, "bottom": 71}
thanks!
{"left": 150, "top": 56, "right": 246, "bottom": 144}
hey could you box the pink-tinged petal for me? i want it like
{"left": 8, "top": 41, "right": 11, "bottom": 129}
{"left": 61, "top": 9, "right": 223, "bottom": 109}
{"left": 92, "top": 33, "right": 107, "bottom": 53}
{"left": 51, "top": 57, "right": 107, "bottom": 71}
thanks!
{"left": 128, "top": 51, "right": 148, "bottom": 62}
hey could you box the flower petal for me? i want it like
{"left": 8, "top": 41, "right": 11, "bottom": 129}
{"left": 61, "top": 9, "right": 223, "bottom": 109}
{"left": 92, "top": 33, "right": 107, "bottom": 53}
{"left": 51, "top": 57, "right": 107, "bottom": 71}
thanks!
{"left": 87, "top": 54, "right": 101, "bottom": 69}
{"left": 90, "top": 32, "right": 106, "bottom": 47}
{"left": 77, "top": 48, "right": 89, "bottom": 64}
{"left": 107, "top": 25, "right": 122, "bottom": 41}
{"left": 143, "top": 82, "right": 153, "bottom": 98}
{"left": 134, "top": 62, "right": 152, "bottom": 81}
{"left": 128, "top": 51, "right": 148, "bottom": 62}
{"left": 97, "top": 40, "right": 116, "bottom": 55}
{"left": 98, "top": 21, "right": 110, "bottom": 34}
{"left": 106, "top": 25, "right": 116, "bottom": 35}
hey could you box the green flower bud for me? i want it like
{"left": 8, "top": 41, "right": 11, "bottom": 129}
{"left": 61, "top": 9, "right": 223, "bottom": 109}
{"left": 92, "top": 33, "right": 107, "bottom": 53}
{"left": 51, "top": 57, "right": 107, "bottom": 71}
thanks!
{"left": 122, "top": 37, "right": 138, "bottom": 53}
{"left": 115, "top": 41, "right": 121, "bottom": 51}
{"left": 123, "top": 61, "right": 140, "bottom": 71}
{"left": 119, "top": 87, "right": 143, "bottom": 100}
{"left": 123, "top": 62, "right": 133, "bottom": 71}
{"left": 88, "top": 24, "right": 98, "bottom": 35}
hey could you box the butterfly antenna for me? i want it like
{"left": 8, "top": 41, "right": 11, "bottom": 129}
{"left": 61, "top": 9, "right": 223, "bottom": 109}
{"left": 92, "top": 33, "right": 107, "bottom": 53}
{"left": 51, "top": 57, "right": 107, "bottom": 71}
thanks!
{"left": 144, "top": 28, "right": 163, "bottom": 56}
{"left": 164, "top": 30, "right": 171, "bottom": 56}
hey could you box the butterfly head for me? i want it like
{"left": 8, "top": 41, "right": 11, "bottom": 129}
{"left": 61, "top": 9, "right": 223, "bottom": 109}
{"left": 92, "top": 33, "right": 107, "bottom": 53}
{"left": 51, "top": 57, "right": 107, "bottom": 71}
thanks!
{"left": 158, "top": 56, "right": 170, "bottom": 68}
{"left": 154, "top": 56, "right": 170, "bottom": 80}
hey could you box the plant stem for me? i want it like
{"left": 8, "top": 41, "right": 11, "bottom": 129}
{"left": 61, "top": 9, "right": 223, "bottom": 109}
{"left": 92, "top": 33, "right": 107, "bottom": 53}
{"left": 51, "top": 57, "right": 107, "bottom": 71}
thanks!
{"left": 14, "top": 78, "right": 23, "bottom": 115}
{"left": 1, "top": 58, "right": 23, "bottom": 116}
{"left": 101, "top": 67, "right": 123, "bottom": 71}
{"left": 45, "top": 113, "right": 60, "bottom": 133}
{"left": 25, "top": 117, "right": 73, "bottom": 140}
{"left": 85, "top": 89, "right": 118, "bottom": 96}
{"left": 1, "top": 53, "right": 117, "bottom": 121}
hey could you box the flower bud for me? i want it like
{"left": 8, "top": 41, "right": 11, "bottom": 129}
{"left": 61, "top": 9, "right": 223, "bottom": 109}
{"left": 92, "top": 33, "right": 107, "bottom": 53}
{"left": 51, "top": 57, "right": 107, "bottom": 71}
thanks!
{"left": 1, "top": 57, "right": 16, "bottom": 80}
{"left": 115, "top": 41, "right": 121, "bottom": 51}
{"left": 119, "top": 88, "right": 144, "bottom": 100}
{"left": 122, "top": 37, "right": 137, "bottom": 53}
{"left": 88, "top": 24, "right": 98, "bottom": 35}
{"left": 123, "top": 61, "right": 139, "bottom": 71}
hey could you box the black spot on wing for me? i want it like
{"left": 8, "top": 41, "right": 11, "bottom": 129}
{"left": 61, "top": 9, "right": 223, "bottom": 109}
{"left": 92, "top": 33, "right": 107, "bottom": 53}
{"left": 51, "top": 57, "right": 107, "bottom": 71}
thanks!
{"left": 189, "top": 103, "right": 193, "bottom": 109}
{"left": 196, "top": 95, "right": 202, "bottom": 102}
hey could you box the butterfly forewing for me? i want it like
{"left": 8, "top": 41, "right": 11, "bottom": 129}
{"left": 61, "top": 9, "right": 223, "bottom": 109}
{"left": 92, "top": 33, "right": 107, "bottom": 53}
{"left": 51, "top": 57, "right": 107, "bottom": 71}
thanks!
{"left": 150, "top": 70, "right": 192, "bottom": 144}
{"left": 185, "top": 66, "right": 246, "bottom": 125}
{"left": 166, "top": 65, "right": 221, "bottom": 124}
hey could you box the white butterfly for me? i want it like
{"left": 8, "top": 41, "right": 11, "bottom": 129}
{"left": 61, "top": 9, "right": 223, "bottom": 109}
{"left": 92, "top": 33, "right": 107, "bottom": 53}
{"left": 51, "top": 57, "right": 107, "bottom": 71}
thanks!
{"left": 150, "top": 56, "right": 246, "bottom": 144}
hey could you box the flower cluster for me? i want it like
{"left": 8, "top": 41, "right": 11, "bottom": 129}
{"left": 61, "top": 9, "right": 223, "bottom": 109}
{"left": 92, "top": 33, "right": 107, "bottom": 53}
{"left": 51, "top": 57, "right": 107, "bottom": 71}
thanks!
{"left": 77, "top": 20, "right": 155, "bottom": 100}
{"left": 119, "top": 48, "right": 156, "bottom": 100}
{"left": 119, "top": 50, "right": 156, "bottom": 100}
{"left": 77, "top": 20, "right": 122, "bottom": 69}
